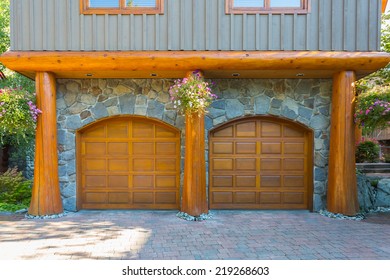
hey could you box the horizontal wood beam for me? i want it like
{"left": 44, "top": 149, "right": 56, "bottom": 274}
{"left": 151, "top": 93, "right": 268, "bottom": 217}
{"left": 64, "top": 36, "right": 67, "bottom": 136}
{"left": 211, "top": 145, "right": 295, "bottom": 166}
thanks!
{"left": 1, "top": 51, "right": 389, "bottom": 79}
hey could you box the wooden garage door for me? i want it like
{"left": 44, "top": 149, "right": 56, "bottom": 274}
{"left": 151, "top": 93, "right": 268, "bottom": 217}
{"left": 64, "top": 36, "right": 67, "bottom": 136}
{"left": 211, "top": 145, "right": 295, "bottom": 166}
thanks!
{"left": 77, "top": 117, "right": 180, "bottom": 209}
{"left": 209, "top": 117, "right": 313, "bottom": 210}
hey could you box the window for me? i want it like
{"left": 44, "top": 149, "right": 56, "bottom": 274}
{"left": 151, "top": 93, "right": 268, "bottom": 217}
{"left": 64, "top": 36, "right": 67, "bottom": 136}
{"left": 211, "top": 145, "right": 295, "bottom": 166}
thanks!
{"left": 80, "top": 0, "right": 164, "bottom": 14}
{"left": 226, "top": 0, "right": 309, "bottom": 14}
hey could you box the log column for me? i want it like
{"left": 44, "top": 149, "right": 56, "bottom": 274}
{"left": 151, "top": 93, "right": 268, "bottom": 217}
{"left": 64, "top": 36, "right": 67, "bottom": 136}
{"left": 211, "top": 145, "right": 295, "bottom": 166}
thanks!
{"left": 327, "top": 71, "right": 359, "bottom": 216}
{"left": 181, "top": 112, "right": 208, "bottom": 216}
{"left": 181, "top": 71, "right": 208, "bottom": 217}
{"left": 29, "top": 72, "right": 63, "bottom": 216}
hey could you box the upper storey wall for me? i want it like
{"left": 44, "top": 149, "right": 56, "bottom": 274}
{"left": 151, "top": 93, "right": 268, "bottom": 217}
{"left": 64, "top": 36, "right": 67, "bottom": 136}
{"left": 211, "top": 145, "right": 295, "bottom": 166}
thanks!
{"left": 10, "top": 0, "right": 382, "bottom": 52}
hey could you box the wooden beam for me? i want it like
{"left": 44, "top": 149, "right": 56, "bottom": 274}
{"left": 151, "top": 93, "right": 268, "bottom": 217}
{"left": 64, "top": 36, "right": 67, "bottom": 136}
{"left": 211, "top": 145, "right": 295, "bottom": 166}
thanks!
{"left": 29, "top": 72, "right": 63, "bottom": 216}
{"left": 0, "top": 51, "right": 389, "bottom": 79}
{"left": 383, "top": 0, "right": 388, "bottom": 13}
{"left": 327, "top": 71, "right": 359, "bottom": 216}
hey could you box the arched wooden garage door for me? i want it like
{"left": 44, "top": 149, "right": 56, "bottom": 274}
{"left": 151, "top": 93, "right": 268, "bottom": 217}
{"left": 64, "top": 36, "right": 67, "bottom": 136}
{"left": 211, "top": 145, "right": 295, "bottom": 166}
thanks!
{"left": 77, "top": 116, "right": 180, "bottom": 210}
{"left": 209, "top": 117, "right": 313, "bottom": 210}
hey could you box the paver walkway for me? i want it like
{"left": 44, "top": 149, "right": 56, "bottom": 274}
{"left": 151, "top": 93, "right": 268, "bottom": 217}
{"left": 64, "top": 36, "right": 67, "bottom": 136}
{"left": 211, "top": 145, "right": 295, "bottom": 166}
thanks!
{"left": 0, "top": 210, "right": 389, "bottom": 260}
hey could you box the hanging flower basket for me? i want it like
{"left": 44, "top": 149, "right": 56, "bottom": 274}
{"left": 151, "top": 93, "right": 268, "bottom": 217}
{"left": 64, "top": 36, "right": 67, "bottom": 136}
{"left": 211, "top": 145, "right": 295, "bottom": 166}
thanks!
{"left": 355, "top": 85, "right": 390, "bottom": 133}
{"left": 169, "top": 71, "right": 217, "bottom": 116}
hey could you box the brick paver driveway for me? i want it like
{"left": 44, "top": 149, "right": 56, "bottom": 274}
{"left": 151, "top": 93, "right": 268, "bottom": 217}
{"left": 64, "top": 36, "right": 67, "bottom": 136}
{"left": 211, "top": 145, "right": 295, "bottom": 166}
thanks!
{"left": 0, "top": 210, "right": 389, "bottom": 260}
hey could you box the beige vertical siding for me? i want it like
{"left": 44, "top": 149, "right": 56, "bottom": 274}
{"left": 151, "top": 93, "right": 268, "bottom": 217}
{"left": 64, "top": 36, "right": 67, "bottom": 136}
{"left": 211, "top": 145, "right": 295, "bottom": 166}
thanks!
{"left": 10, "top": 0, "right": 382, "bottom": 51}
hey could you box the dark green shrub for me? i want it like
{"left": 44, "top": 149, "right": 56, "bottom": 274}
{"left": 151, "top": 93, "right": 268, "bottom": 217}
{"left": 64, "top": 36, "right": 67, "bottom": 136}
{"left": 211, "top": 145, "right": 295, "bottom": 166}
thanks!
{"left": 355, "top": 141, "right": 380, "bottom": 163}
{"left": 0, "top": 167, "right": 31, "bottom": 211}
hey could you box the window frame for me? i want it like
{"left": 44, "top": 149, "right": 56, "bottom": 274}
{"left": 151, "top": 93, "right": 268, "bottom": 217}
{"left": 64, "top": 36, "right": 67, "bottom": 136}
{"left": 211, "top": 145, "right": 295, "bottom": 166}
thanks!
{"left": 226, "top": 0, "right": 310, "bottom": 14}
{"left": 80, "top": 0, "right": 164, "bottom": 15}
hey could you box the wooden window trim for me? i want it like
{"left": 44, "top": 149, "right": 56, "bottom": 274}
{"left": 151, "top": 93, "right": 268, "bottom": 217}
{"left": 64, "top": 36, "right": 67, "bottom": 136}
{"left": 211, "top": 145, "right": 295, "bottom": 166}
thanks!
{"left": 226, "top": 0, "right": 310, "bottom": 14}
{"left": 80, "top": 0, "right": 164, "bottom": 15}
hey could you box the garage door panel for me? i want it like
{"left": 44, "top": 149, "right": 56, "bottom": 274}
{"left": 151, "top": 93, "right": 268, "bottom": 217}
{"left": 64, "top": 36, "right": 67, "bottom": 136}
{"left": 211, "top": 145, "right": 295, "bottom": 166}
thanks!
{"left": 156, "top": 175, "right": 177, "bottom": 188}
{"left": 236, "top": 142, "right": 256, "bottom": 154}
{"left": 213, "top": 142, "right": 234, "bottom": 154}
{"left": 133, "top": 175, "right": 154, "bottom": 188}
{"left": 155, "top": 126, "right": 177, "bottom": 138}
{"left": 133, "top": 142, "right": 154, "bottom": 155}
{"left": 234, "top": 192, "right": 256, "bottom": 204}
{"left": 212, "top": 176, "right": 233, "bottom": 187}
{"left": 284, "top": 176, "right": 305, "bottom": 188}
{"left": 261, "top": 142, "right": 282, "bottom": 154}
{"left": 213, "top": 125, "right": 233, "bottom": 137}
{"left": 155, "top": 192, "right": 177, "bottom": 204}
{"left": 156, "top": 158, "right": 177, "bottom": 171}
{"left": 132, "top": 122, "right": 154, "bottom": 138}
{"left": 261, "top": 159, "right": 281, "bottom": 171}
{"left": 283, "top": 158, "right": 304, "bottom": 171}
{"left": 283, "top": 192, "right": 305, "bottom": 204}
{"left": 212, "top": 192, "right": 233, "bottom": 204}
{"left": 80, "top": 117, "right": 180, "bottom": 210}
{"left": 107, "top": 124, "right": 128, "bottom": 138}
{"left": 236, "top": 158, "right": 257, "bottom": 171}
{"left": 108, "top": 193, "right": 130, "bottom": 204}
{"left": 133, "top": 192, "right": 154, "bottom": 204}
{"left": 85, "top": 175, "right": 106, "bottom": 188}
{"left": 210, "top": 117, "right": 311, "bottom": 210}
{"left": 85, "top": 159, "right": 106, "bottom": 171}
{"left": 261, "top": 122, "right": 282, "bottom": 137}
{"left": 259, "top": 192, "right": 281, "bottom": 204}
{"left": 133, "top": 158, "right": 154, "bottom": 171}
{"left": 108, "top": 159, "right": 129, "bottom": 171}
{"left": 261, "top": 176, "right": 281, "bottom": 187}
{"left": 284, "top": 142, "right": 305, "bottom": 154}
{"left": 108, "top": 175, "right": 128, "bottom": 188}
{"left": 284, "top": 126, "right": 304, "bottom": 137}
{"left": 85, "top": 192, "right": 107, "bottom": 204}
{"left": 236, "top": 122, "right": 256, "bottom": 137}
{"left": 236, "top": 176, "right": 257, "bottom": 188}
{"left": 83, "top": 126, "right": 105, "bottom": 138}
{"left": 85, "top": 142, "right": 106, "bottom": 155}
{"left": 213, "top": 159, "right": 233, "bottom": 170}
{"left": 156, "top": 142, "right": 177, "bottom": 155}
{"left": 108, "top": 142, "right": 128, "bottom": 155}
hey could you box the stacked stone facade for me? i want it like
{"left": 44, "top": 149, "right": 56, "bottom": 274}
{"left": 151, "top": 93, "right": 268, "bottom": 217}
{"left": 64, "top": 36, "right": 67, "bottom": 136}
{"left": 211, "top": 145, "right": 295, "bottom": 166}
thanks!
{"left": 56, "top": 78, "right": 332, "bottom": 211}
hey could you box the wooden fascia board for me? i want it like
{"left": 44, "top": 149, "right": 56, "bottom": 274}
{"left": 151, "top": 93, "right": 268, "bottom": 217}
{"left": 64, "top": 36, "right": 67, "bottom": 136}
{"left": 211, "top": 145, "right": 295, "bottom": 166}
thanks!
{"left": 383, "top": 0, "right": 388, "bottom": 13}
{"left": 1, "top": 51, "right": 389, "bottom": 79}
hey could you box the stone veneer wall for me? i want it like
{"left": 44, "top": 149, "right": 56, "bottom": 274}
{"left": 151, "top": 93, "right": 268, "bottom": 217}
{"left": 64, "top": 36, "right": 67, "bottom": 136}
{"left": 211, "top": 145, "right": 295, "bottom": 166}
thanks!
{"left": 56, "top": 78, "right": 332, "bottom": 212}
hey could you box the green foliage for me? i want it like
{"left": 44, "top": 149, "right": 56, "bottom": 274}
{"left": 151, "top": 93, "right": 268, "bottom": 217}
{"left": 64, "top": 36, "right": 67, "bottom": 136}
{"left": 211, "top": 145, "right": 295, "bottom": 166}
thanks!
{"left": 169, "top": 71, "right": 217, "bottom": 115}
{"left": 0, "top": 69, "right": 35, "bottom": 94}
{"left": 0, "top": 167, "right": 31, "bottom": 211}
{"left": 0, "top": 87, "right": 41, "bottom": 145}
{"left": 354, "top": 85, "right": 390, "bottom": 133}
{"left": 355, "top": 140, "right": 380, "bottom": 163}
{"left": 0, "top": 0, "right": 10, "bottom": 71}
{"left": 384, "top": 154, "right": 390, "bottom": 163}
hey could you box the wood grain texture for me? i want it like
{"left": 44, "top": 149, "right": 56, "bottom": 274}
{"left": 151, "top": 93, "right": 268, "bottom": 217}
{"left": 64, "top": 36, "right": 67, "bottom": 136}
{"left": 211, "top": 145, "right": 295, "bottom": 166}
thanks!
{"left": 29, "top": 72, "right": 63, "bottom": 216}
{"left": 181, "top": 113, "right": 208, "bottom": 216}
{"left": 77, "top": 116, "right": 181, "bottom": 210}
{"left": 209, "top": 116, "right": 313, "bottom": 210}
{"left": 1, "top": 51, "right": 389, "bottom": 80}
{"left": 327, "top": 71, "right": 359, "bottom": 216}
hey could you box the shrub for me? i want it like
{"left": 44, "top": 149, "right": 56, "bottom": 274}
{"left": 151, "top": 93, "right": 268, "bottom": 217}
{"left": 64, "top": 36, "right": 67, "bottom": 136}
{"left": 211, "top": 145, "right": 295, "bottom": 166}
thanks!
{"left": 0, "top": 167, "right": 32, "bottom": 211}
{"left": 0, "top": 87, "right": 41, "bottom": 145}
{"left": 355, "top": 140, "right": 380, "bottom": 163}
{"left": 354, "top": 85, "right": 390, "bottom": 134}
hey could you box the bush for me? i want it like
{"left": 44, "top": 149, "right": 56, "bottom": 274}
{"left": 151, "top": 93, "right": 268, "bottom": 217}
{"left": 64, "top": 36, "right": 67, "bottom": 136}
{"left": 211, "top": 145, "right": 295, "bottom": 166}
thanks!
{"left": 0, "top": 87, "right": 40, "bottom": 145}
{"left": 356, "top": 140, "right": 380, "bottom": 163}
{"left": 354, "top": 85, "right": 390, "bottom": 134}
{"left": 0, "top": 167, "right": 32, "bottom": 211}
